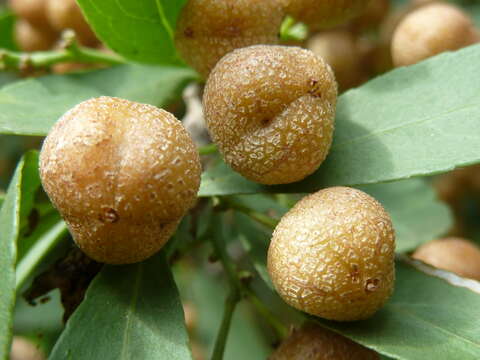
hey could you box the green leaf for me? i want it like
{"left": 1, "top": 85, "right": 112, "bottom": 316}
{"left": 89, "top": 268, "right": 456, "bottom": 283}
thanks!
{"left": 359, "top": 179, "right": 452, "bottom": 253}
{"left": 49, "top": 252, "right": 192, "bottom": 360}
{"left": 0, "top": 151, "right": 41, "bottom": 359}
{"left": 77, "top": 0, "right": 187, "bottom": 64}
{"left": 0, "top": 10, "right": 17, "bottom": 51}
{"left": 0, "top": 64, "right": 196, "bottom": 136}
{"left": 317, "top": 259, "right": 480, "bottom": 360}
{"left": 199, "top": 44, "right": 480, "bottom": 196}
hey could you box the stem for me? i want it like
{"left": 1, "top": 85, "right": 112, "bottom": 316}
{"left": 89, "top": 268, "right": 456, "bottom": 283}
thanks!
{"left": 0, "top": 30, "right": 124, "bottom": 71}
{"left": 280, "top": 16, "right": 308, "bottom": 42}
{"left": 223, "top": 197, "right": 278, "bottom": 229}
{"left": 199, "top": 143, "right": 218, "bottom": 156}
{"left": 210, "top": 286, "right": 240, "bottom": 360}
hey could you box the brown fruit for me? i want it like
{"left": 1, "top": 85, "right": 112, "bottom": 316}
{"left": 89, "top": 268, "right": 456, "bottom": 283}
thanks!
{"left": 269, "top": 323, "right": 379, "bottom": 360}
{"left": 39, "top": 97, "right": 201, "bottom": 264}
{"left": 14, "top": 19, "right": 57, "bottom": 52}
{"left": 307, "top": 30, "right": 365, "bottom": 91}
{"left": 350, "top": 0, "right": 390, "bottom": 32}
{"left": 46, "top": 0, "right": 98, "bottom": 46}
{"left": 174, "top": 0, "right": 285, "bottom": 78}
{"left": 10, "top": 337, "right": 44, "bottom": 360}
{"left": 412, "top": 238, "right": 480, "bottom": 280}
{"left": 203, "top": 45, "right": 337, "bottom": 185}
{"left": 391, "top": 3, "right": 479, "bottom": 67}
{"left": 9, "top": 0, "right": 51, "bottom": 30}
{"left": 268, "top": 187, "right": 395, "bottom": 321}
{"left": 285, "top": 0, "right": 370, "bottom": 30}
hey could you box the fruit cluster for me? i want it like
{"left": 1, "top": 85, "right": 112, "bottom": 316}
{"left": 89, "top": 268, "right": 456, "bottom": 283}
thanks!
{"left": 37, "top": 0, "right": 480, "bottom": 358}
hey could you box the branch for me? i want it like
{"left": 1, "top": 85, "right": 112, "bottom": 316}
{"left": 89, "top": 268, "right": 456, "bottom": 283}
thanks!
{"left": 0, "top": 30, "right": 124, "bottom": 72}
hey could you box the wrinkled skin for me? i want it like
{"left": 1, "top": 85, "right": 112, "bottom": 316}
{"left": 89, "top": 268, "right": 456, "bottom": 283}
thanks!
{"left": 413, "top": 237, "right": 480, "bottom": 280}
{"left": 40, "top": 97, "right": 201, "bottom": 264}
{"left": 175, "top": 0, "right": 286, "bottom": 78}
{"left": 269, "top": 323, "right": 379, "bottom": 360}
{"left": 392, "top": 3, "right": 479, "bottom": 67}
{"left": 268, "top": 187, "right": 395, "bottom": 321}
{"left": 204, "top": 45, "right": 337, "bottom": 185}
{"left": 286, "top": 0, "right": 369, "bottom": 30}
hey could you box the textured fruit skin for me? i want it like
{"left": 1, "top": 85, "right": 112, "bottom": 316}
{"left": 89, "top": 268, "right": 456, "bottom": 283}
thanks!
{"left": 174, "top": 0, "right": 285, "bottom": 78}
{"left": 204, "top": 45, "right": 337, "bottom": 185}
{"left": 268, "top": 187, "right": 395, "bottom": 321}
{"left": 15, "top": 19, "right": 56, "bottom": 52}
{"left": 286, "top": 0, "right": 369, "bottom": 30}
{"left": 307, "top": 30, "right": 365, "bottom": 91}
{"left": 39, "top": 97, "right": 201, "bottom": 264}
{"left": 392, "top": 3, "right": 479, "bottom": 67}
{"left": 413, "top": 238, "right": 480, "bottom": 280}
{"left": 46, "top": 0, "right": 98, "bottom": 46}
{"left": 269, "top": 323, "right": 379, "bottom": 360}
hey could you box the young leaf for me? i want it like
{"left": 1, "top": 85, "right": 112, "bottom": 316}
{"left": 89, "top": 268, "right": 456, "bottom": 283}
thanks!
{"left": 199, "top": 44, "right": 480, "bottom": 195}
{"left": 49, "top": 252, "right": 192, "bottom": 360}
{"left": 0, "top": 65, "right": 196, "bottom": 136}
{"left": 77, "top": 0, "right": 187, "bottom": 64}
{"left": 317, "top": 260, "right": 480, "bottom": 360}
{"left": 0, "top": 151, "right": 41, "bottom": 360}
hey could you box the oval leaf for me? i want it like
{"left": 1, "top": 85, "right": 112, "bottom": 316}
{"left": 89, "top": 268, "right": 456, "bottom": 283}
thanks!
{"left": 77, "top": 0, "right": 187, "bottom": 64}
{"left": 49, "top": 253, "right": 192, "bottom": 360}
{"left": 317, "top": 260, "right": 480, "bottom": 360}
{"left": 0, "top": 65, "right": 196, "bottom": 136}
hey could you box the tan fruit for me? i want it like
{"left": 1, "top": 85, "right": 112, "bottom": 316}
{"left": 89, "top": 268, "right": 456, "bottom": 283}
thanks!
{"left": 39, "top": 97, "right": 201, "bottom": 264}
{"left": 391, "top": 3, "right": 479, "bottom": 67}
{"left": 174, "top": 0, "right": 285, "bottom": 78}
{"left": 203, "top": 45, "right": 337, "bottom": 185}
{"left": 307, "top": 30, "right": 365, "bottom": 91}
{"left": 268, "top": 187, "right": 395, "bottom": 321}
{"left": 412, "top": 238, "right": 480, "bottom": 280}
{"left": 269, "top": 323, "right": 379, "bottom": 360}
{"left": 9, "top": 0, "right": 51, "bottom": 30}
{"left": 286, "top": 0, "right": 370, "bottom": 30}
{"left": 46, "top": 0, "right": 98, "bottom": 46}
{"left": 10, "top": 337, "right": 44, "bottom": 360}
{"left": 14, "top": 19, "right": 57, "bottom": 51}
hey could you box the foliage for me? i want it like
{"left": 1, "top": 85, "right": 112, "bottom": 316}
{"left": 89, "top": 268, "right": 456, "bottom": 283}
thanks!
{"left": 1, "top": 0, "right": 480, "bottom": 360}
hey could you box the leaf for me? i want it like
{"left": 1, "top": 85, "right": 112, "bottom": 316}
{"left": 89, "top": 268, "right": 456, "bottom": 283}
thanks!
{"left": 77, "top": 0, "right": 187, "bottom": 64}
{"left": 317, "top": 259, "right": 480, "bottom": 360}
{"left": 0, "top": 10, "right": 17, "bottom": 51}
{"left": 359, "top": 179, "right": 452, "bottom": 253}
{"left": 49, "top": 252, "right": 192, "bottom": 360}
{"left": 0, "top": 64, "right": 196, "bottom": 136}
{"left": 199, "top": 44, "right": 480, "bottom": 196}
{"left": 0, "top": 151, "right": 41, "bottom": 360}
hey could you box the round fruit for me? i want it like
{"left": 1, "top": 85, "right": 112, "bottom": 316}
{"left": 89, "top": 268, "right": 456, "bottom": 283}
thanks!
{"left": 39, "top": 97, "right": 202, "bottom": 264}
{"left": 412, "top": 237, "right": 480, "bottom": 280}
{"left": 350, "top": 0, "right": 390, "bottom": 32}
{"left": 14, "top": 19, "right": 57, "bottom": 52}
{"left": 46, "top": 0, "right": 98, "bottom": 46}
{"left": 307, "top": 30, "right": 365, "bottom": 91}
{"left": 9, "top": 0, "right": 51, "bottom": 30}
{"left": 269, "top": 323, "right": 379, "bottom": 360}
{"left": 174, "top": 0, "right": 285, "bottom": 78}
{"left": 203, "top": 45, "right": 337, "bottom": 185}
{"left": 285, "top": 0, "right": 370, "bottom": 30}
{"left": 268, "top": 187, "right": 395, "bottom": 321}
{"left": 391, "top": 3, "right": 479, "bottom": 67}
